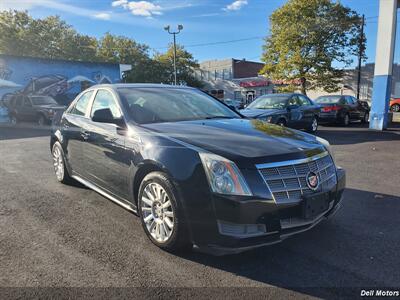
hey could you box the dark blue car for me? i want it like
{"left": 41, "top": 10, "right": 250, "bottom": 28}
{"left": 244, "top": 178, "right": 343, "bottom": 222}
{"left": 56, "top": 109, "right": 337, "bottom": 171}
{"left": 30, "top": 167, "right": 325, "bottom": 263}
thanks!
{"left": 240, "top": 93, "right": 320, "bottom": 133}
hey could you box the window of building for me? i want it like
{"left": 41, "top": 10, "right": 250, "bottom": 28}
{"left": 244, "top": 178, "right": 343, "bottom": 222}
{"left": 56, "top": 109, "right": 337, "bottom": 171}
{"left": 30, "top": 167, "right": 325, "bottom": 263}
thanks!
{"left": 234, "top": 91, "right": 242, "bottom": 100}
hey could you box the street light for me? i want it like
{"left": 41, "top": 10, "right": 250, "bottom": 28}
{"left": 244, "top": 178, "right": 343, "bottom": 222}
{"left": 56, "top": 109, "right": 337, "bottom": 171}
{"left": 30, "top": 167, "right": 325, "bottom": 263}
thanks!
{"left": 164, "top": 24, "right": 183, "bottom": 85}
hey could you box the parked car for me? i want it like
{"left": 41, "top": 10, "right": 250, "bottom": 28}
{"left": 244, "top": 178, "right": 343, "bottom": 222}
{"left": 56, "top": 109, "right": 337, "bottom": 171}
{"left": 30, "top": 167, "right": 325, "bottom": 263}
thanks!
{"left": 390, "top": 98, "right": 400, "bottom": 112}
{"left": 8, "top": 94, "right": 66, "bottom": 125}
{"left": 4, "top": 75, "right": 69, "bottom": 107}
{"left": 50, "top": 84, "right": 345, "bottom": 255}
{"left": 223, "top": 98, "right": 243, "bottom": 110}
{"left": 314, "top": 95, "right": 370, "bottom": 126}
{"left": 0, "top": 101, "right": 10, "bottom": 124}
{"left": 240, "top": 93, "right": 320, "bottom": 133}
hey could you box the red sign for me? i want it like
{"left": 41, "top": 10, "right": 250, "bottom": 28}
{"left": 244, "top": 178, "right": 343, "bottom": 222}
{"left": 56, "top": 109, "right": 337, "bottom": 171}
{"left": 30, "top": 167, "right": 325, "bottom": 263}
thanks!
{"left": 239, "top": 80, "right": 270, "bottom": 88}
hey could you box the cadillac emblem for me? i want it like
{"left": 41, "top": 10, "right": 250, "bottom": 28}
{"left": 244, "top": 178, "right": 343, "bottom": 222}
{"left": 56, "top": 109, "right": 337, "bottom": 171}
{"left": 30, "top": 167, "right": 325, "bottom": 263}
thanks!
{"left": 306, "top": 172, "right": 319, "bottom": 190}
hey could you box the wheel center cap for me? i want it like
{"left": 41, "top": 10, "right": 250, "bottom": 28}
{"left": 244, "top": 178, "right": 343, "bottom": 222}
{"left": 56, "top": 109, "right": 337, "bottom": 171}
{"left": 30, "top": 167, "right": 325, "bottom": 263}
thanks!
{"left": 153, "top": 202, "right": 163, "bottom": 218}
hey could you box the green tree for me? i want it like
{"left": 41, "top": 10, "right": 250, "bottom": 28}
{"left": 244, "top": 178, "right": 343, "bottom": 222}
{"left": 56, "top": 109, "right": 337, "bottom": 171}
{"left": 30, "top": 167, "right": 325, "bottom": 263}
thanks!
{"left": 154, "top": 44, "right": 203, "bottom": 88}
{"left": 0, "top": 10, "right": 97, "bottom": 61}
{"left": 260, "top": 0, "right": 366, "bottom": 95}
{"left": 97, "top": 32, "right": 150, "bottom": 64}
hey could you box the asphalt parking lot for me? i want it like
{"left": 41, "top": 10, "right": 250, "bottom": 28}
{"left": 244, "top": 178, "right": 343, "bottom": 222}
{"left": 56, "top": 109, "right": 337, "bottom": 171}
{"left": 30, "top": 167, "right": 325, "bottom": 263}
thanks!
{"left": 0, "top": 123, "right": 399, "bottom": 298}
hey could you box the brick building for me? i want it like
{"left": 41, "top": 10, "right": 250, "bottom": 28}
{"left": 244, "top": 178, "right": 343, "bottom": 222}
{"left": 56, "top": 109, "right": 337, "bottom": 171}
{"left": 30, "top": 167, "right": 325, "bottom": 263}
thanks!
{"left": 195, "top": 58, "right": 274, "bottom": 104}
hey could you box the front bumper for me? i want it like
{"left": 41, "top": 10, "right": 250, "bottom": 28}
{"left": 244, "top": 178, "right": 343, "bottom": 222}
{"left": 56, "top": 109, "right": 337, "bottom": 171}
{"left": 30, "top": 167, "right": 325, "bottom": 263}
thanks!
{"left": 193, "top": 168, "right": 346, "bottom": 255}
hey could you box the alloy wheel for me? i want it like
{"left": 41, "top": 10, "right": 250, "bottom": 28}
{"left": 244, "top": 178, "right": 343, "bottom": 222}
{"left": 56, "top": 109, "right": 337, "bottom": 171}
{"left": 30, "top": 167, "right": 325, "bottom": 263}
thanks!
{"left": 311, "top": 118, "right": 318, "bottom": 132}
{"left": 10, "top": 116, "right": 17, "bottom": 126}
{"left": 38, "top": 115, "right": 45, "bottom": 126}
{"left": 364, "top": 112, "right": 369, "bottom": 123}
{"left": 344, "top": 114, "right": 350, "bottom": 126}
{"left": 52, "top": 146, "right": 64, "bottom": 181}
{"left": 141, "top": 182, "right": 174, "bottom": 243}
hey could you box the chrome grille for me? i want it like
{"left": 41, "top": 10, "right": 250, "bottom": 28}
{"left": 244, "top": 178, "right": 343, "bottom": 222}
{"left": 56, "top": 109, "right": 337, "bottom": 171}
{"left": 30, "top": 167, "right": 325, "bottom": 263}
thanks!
{"left": 257, "top": 152, "right": 337, "bottom": 203}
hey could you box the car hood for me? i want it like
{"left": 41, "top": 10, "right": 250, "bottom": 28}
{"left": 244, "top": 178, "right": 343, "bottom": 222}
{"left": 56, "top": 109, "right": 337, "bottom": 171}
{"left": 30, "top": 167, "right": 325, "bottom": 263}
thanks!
{"left": 240, "top": 108, "right": 284, "bottom": 118}
{"left": 141, "top": 118, "right": 325, "bottom": 168}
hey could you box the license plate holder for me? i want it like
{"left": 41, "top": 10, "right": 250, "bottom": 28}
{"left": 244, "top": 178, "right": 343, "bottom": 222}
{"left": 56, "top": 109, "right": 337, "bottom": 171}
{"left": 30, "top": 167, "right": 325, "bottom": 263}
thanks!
{"left": 302, "top": 193, "right": 330, "bottom": 219}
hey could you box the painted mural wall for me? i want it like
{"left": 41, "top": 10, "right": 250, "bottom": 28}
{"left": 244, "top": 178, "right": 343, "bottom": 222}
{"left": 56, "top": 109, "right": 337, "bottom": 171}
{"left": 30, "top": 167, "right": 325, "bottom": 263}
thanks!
{"left": 0, "top": 55, "right": 122, "bottom": 106}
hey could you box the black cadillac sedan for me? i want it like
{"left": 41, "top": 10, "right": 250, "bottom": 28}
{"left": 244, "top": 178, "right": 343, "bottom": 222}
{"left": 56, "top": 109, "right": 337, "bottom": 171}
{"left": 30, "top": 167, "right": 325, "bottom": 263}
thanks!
{"left": 50, "top": 84, "right": 345, "bottom": 255}
{"left": 240, "top": 93, "right": 320, "bottom": 133}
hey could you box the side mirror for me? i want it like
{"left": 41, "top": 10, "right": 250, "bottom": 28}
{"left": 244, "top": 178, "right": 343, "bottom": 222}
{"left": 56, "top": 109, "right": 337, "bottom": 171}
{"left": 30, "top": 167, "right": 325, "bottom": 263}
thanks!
{"left": 92, "top": 108, "right": 124, "bottom": 126}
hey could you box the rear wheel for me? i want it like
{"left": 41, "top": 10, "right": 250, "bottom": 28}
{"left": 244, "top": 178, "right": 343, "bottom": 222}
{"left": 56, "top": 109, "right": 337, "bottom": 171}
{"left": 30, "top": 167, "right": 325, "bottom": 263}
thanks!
{"left": 138, "top": 172, "right": 191, "bottom": 252}
{"left": 307, "top": 117, "right": 318, "bottom": 133}
{"left": 341, "top": 114, "right": 350, "bottom": 126}
{"left": 391, "top": 103, "right": 400, "bottom": 112}
{"left": 52, "top": 142, "right": 73, "bottom": 184}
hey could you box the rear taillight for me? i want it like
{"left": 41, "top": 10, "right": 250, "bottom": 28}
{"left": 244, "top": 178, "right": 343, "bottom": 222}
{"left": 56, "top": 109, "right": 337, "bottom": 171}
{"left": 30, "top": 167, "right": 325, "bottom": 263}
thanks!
{"left": 322, "top": 105, "right": 340, "bottom": 112}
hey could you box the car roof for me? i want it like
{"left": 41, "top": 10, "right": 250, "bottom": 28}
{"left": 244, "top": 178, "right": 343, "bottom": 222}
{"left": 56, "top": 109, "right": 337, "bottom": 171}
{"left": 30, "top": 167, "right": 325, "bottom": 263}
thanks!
{"left": 259, "top": 93, "right": 299, "bottom": 97}
{"left": 316, "top": 95, "right": 345, "bottom": 97}
{"left": 90, "top": 83, "right": 196, "bottom": 90}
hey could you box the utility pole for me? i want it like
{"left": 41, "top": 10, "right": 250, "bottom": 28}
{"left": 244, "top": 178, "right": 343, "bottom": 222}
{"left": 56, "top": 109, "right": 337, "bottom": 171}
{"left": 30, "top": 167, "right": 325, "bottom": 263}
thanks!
{"left": 164, "top": 25, "right": 183, "bottom": 85}
{"left": 357, "top": 14, "right": 365, "bottom": 100}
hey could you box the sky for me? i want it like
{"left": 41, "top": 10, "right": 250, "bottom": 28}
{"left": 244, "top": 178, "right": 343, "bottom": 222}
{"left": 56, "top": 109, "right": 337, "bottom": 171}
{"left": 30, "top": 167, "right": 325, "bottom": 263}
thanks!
{"left": 0, "top": 0, "right": 397, "bottom": 67}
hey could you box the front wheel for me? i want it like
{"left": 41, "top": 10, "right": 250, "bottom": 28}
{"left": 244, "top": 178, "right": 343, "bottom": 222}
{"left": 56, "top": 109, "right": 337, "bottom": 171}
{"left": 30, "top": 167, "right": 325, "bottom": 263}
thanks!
{"left": 138, "top": 172, "right": 191, "bottom": 252}
{"left": 10, "top": 114, "right": 17, "bottom": 126}
{"left": 277, "top": 118, "right": 286, "bottom": 127}
{"left": 361, "top": 112, "right": 369, "bottom": 124}
{"left": 391, "top": 104, "right": 400, "bottom": 112}
{"left": 52, "top": 142, "right": 73, "bottom": 184}
{"left": 307, "top": 117, "right": 318, "bottom": 133}
{"left": 37, "top": 114, "right": 47, "bottom": 126}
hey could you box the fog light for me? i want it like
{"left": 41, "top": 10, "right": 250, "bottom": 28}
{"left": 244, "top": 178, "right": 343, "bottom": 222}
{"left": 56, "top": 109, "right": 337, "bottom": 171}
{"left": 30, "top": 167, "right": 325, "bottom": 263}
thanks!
{"left": 217, "top": 220, "right": 267, "bottom": 238}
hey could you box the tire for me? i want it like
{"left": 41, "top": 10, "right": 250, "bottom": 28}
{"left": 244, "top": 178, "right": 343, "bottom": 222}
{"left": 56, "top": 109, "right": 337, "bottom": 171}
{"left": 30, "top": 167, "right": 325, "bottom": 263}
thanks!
{"left": 37, "top": 114, "right": 46, "bottom": 126}
{"left": 307, "top": 116, "right": 318, "bottom": 134}
{"left": 277, "top": 118, "right": 286, "bottom": 127}
{"left": 391, "top": 104, "right": 400, "bottom": 112}
{"left": 361, "top": 111, "right": 369, "bottom": 124}
{"left": 10, "top": 114, "right": 17, "bottom": 126}
{"left": 138, "top": 171, "right": 191, "bottom": 252}
{"left": 52, "top": 141, "right": 73, "bottom": 184}
{"left": 341, "top": 113, "right": 350, "bottom": 126}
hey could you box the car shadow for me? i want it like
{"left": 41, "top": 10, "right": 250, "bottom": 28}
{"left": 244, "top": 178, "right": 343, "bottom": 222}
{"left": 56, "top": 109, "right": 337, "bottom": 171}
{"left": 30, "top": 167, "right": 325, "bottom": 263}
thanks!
{"left": 317, "top": 123, "right": 400, "bottom": 145}
{"left": 0, "top": 123, "right": 51, "bottom": 140}
{"left": 175, "top": 188, "right": 400, "bottom": 298}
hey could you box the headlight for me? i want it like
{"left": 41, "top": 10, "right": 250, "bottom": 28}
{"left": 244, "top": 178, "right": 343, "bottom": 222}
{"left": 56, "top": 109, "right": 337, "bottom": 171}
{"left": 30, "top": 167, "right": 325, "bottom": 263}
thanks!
{"left": 48, "top": 109, "right": 54, "bottom": 115}
{"left": 199, "top": 152, "right": 252, "bottom": 196}
{"left": 263, "top": 116, "right": 273, "bottom": 123}
{"left": 316, "top": 136, "right": 336, "bottom": 163}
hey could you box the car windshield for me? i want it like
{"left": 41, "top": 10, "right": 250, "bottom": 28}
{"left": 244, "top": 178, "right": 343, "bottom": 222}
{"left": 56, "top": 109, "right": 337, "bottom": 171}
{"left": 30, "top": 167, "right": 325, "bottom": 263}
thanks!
{"left": 118, "top": 87, "right": 240, "bottom": 124}
{"left": 30, "top": 96, "right": 58, "bottom": 105}
{"left": 315, "top": 96, "right": 342, "bottom": 103}
{"left": 246, "top": 95, "right": 289, "bottom": 109}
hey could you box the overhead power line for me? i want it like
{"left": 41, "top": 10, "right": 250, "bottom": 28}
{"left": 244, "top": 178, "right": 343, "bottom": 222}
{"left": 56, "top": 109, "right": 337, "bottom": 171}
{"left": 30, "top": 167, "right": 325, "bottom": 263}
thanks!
{"left": 153, "top": 36, "right": 264, "bottom": 50}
